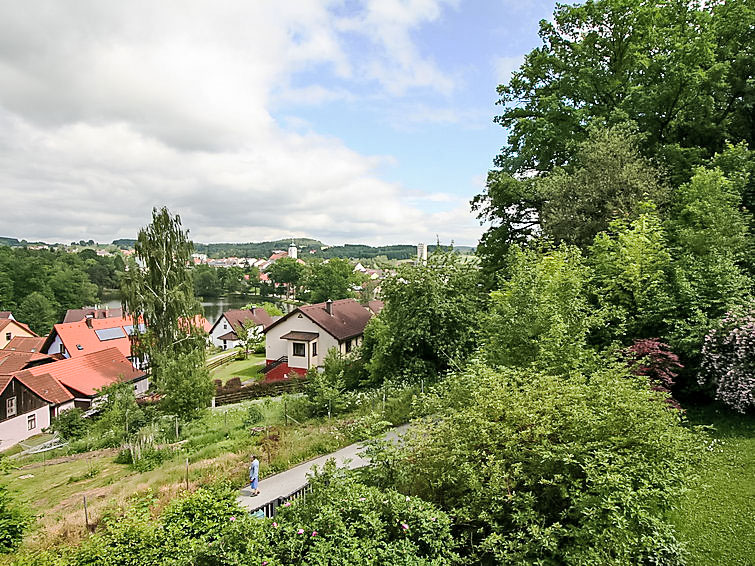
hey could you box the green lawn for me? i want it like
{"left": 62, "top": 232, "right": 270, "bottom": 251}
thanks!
{"left": 671, "top": 406, "right": 755, "bottom": 566}
{"left": 210, "top": 353, "right": 265, "bottom": 383}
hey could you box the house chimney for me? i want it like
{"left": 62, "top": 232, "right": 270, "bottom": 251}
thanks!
{"left": 85, "top": 316, "right": 93, "bottom": 328}
{"left": 325, "top": 299, "right": 333, "bottom": 315}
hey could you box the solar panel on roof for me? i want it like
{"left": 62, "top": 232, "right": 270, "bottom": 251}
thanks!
{"left": 124, "top": 323, "right": 146, "bottom": 335}
{"left": 94, "top": 327, "right": 126, "bottom": 341}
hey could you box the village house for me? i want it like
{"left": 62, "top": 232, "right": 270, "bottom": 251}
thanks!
{"left": 0, "top": 347, "right": 146, "bottom": 450}
{"left": 63, "top": 307, "right": 124, "bottom": 323}
{"left": 208, "top": 307, "right": 275, "bottom": 350}
{"left": 0, "top": 315, "right": 38, "bottom": 350}
{"left": 263, "top": 298, "right": 383, "bottom": 380}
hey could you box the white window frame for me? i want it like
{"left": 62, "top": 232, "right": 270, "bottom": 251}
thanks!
{"left": 292, "top": 342, "right": 306, "bottom": 357}
{"left": 6, "top": 396, "right": 17, "bottom": 417}
{"left": 27, "top": 413, "right": 36, "bottom": 430}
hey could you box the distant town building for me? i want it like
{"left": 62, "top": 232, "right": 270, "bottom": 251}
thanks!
{"left": 417, "top": 242, "right": 428, "bottom": 264}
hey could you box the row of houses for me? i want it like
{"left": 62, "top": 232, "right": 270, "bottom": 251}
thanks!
{"left": 0, "top": 310, "right": 161, "bottom": 451}
{"left": 1, "top": 296, "right": 382, "bottom": 451}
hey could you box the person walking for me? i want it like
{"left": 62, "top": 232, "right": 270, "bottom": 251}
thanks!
{"left": 249, "top": 454, "right": 260, "bottom": 496}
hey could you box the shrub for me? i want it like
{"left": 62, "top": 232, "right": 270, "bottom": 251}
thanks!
{"left": 242, "top": 404, "right": 264, "bottom": 427}
{"left": 370, "top": 363, "right": 698, "bottom": 565}
{"left": 47, "top": 408, "right": 89, "bottom": 441}
{"left": 0, "top": 484, "right": 28, "bottom": 553}
{"left": 626, "top": 338, "right": 683, "bottom": 408}
{"left": 268, "top": 461, "right": 457, "bottom": 565}
{"left": 701, "top": 306, "right": 755, "bottom": 413}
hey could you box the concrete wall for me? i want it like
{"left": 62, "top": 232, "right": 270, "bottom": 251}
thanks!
{"left": 0, "top": 405, "right": 50, "bottom": 451}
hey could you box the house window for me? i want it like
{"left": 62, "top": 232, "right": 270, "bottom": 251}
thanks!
{"left": 345, "top": 339, "right": 352, "bottom": 353}
{"left": 27, "top": 414, "right": 36, "bottom": 430}
{"left": 5, "top": 332, "right": 10, "bottom": 341}
{"left": 60, "top": 343, "right": 65, "bottom": 355}
{"left": 293, "top": 342, "right": 305, "bottom": 357}
{"left": 224, "top": 323, "right": 228, "bottom": 330}
{"left": 312, "top": 342, "right": 317, "bottom": 356}
{"left": 6, "top": 397, "right": 17, "bottom": 417}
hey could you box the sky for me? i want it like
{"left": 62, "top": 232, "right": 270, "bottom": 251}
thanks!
{"left": 0, "top": 0, "right": 556, "bottom": 247}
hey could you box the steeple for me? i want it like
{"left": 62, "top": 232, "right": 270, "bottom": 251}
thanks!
{"left": 288, "top": 239, "right": 298, "bottom": 260}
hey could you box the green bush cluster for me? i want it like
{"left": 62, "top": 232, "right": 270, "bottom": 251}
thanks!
{"left": 8, "top": 476, "right": 454, "bottom": 565}
{"left": 369, "top": 363, "right": 699, "bottom": 565}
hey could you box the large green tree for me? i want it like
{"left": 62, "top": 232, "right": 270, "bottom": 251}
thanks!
{"left": 484, "top": 244, "right": 597, "bottom": 374}
{"left": 364, "top": 251, "right": 485, "bottom": 385}
{"left": 121, "top": 207, "right": 204, "bottom": 363}
{"left": 474, "top": 0, "right": 754, "bottom": 269}
{"left": 303, "top": 258, "right": 357, "bottom": 303}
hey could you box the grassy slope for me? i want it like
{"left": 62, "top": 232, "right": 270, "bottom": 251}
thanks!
{"left": 671, "top": 406, "right": 755, "bottom": 566}
{"left": 211, "top": 354, "right": 265, "bottom": 383}
{"left": 1, "top": 398, "right": 354, "bottom": 550}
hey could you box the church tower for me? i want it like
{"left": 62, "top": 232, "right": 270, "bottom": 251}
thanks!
{"left": 288, "top": 240, "right": 298, "bottom": 260}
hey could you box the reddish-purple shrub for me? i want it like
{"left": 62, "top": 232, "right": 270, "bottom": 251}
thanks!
{"left": 700, "top": 307, "right": 755, "bottom": 414}
{"left": 625, "top": 338, "right": 683, "bottom": 408}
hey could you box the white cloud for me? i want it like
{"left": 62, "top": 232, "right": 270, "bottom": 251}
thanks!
{"left": 0, "top": 0, "right": 482, "bottom": 246}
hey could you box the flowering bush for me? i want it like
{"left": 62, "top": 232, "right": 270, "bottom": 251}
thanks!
{"left": 701, "top": 306, "right": 755, "bottom": 413}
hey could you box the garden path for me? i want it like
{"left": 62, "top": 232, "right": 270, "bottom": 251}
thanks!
{"left": 237, "top": 425, "right": 407, "bottom": 512}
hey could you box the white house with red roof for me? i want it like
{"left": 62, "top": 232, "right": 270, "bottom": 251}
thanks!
{"left": 41, "top": 315, "right": 144, "bottom": 368}
{"left": 262, "top": 298, "right": 383, "bottom": 380}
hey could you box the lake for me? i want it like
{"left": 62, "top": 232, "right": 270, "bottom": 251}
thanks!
{"left": 100, "top": 293, "right": 288, "bottom": 326}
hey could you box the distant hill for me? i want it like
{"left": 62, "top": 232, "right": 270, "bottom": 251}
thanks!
{"left": 5, "top": 235, "right": 475, "bottom": 259}
{"left": 0, "top": 236, "right": 49, "bottom": 247}
{"left": 192, "top": 238, "right": 324, "bottom": 259}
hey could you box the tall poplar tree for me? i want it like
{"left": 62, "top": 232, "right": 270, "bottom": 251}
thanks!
{"left": 121, "top": 206, "right": 204, "bottom": 363}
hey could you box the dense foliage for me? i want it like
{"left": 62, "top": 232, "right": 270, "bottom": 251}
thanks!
{"left": 0, "top": 246, "right": 123, "bottom": 333}
{"left": 473, "top": 0, "right": 755, "bottom": 271}
{"left": 362, "top": 251, "right": 485, "bottom": 385}
{"left": 370, "top": 364, "right": 697, "bottom": 565}
{"left": 7, "top": 475, "right": 454, "bottom": 565}
{"left": 0, "top": 485, "right": 27, "bottom": 554}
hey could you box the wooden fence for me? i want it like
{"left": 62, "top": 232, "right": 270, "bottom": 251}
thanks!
{"left": 206, "top": 350, "right": 239, "bottom": 371}
{"left": 214, "top": 377, "right": 308, "bottom": 406}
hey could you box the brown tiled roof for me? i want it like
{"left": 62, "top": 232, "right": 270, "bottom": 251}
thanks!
{"left": 367, "top": 300, "right": 385, "bottom": 315}
{"left": 4, "top": 336, "right": 46, "bottom": 353}
{"left": 11, "top": 373, "right": 74, "bottom": 405}
{"left": 217, "top": 331, "right": 238, "bottom": 341}
{"left": 0, "top": 312, "right": 13, "bottom": 319}
{"left": 280, "top": 331, "right": 319, "bottom": 341}
{"left": 63, "top": 307, "right": 124, "bottom": 323}
{"left": 212, "top": 308, "right": 274, "bottom": 335}
{"left": 0, "top": 350, "right": 55, "bottom": 375}
{"left": 266, "top": 298, "right": 379, "bottom": 342}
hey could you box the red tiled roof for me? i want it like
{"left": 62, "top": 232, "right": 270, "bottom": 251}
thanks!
{"left": 0, "top": 312, "right": 13, "bottom": 319}
{"left": 42, "top": 316, "right": 135, "bottom": 359}
{"left": 265, "top": 298, "right": 380, "bottom": 342}
{"left": 4, "top": 336, "right": 46, "bottom": 353}
{"left": 19, "top": 347, "right": 144, "bottom": 398}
